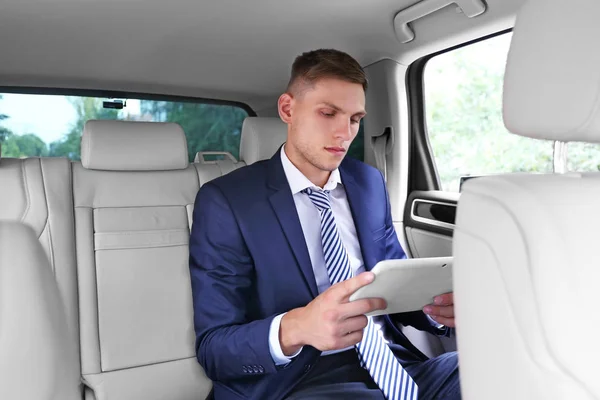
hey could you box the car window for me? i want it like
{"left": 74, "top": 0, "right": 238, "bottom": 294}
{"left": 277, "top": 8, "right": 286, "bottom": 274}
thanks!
{"left": 423, "top": 32, "right": 554, "bottom": 192}
{"left": 0, "top": 93, "right": 249, "bottom": 162}
{"left": 567, "top": 142, "right": 600, "bottom": 172}
{"left": 347, "top": 119, "right": 365, "bottom": 162}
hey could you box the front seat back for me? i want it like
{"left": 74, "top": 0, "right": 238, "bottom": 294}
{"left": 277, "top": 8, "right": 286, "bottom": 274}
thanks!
{"left": 0, "top": 221, "right": 80, "bottom": 400}
{"left": 73, "top": 120, "right": 211, "bottom": 400}
{"left": 454, "top": 0, "right": 600, "bottom": 399}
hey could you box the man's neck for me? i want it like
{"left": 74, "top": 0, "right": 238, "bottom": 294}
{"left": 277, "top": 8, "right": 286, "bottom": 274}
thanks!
{"left": 283, "top": 144, "right": 331, "bottom": 188}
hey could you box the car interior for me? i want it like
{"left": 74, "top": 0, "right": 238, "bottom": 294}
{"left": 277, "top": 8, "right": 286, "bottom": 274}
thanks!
{"left": 0, "top": 0, "right": 598, "bottom": 399}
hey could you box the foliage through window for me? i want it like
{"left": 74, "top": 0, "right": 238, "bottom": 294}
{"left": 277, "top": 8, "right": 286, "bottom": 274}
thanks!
{"left": 567, "top": 142, "right": 600, "bottom": 172}
{"left": 0, "top": 94, "right": 249, "bottom": 162}
{"left": 347, "top": 119, "right": 365, "bottom": 162}
{"left": 424, "top": 33, "right": 554, "bottom": 192}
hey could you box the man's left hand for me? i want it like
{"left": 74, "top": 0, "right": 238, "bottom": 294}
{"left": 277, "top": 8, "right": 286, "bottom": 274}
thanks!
{"left": 423, "top": 292, "right": 455, "bottom": 328}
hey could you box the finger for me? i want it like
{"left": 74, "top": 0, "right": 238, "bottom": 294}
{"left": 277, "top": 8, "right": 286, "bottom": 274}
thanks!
{"left": 429, "top": 316, "right": 455, "bottom": 328}
{"left": 423, "top": 305, "right": 454, "bottom": 318}
{"left": 339, "top": 315, "right": 368, "bottom": 335}
{"left": 339, "top": 330, "right": 364, "bottom": 348}
{"left": 339, "top": 297, "right": 386, "bottom": 319}
{"left": 431, "top": 293, "right": 454, "bottom": 306}
{"left": 331, "top": 271, "right": 375, "bottom": 301}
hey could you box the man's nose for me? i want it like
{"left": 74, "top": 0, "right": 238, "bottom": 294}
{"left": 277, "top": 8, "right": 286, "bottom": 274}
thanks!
{"left": 334, "top": 119, "right": 352, "bottom": 141}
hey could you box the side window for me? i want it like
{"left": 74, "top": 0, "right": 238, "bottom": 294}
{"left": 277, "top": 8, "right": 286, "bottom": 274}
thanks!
{"left": 347, "top": 118, "right": 365, "bottom": 161}
{"left": 423, "top": 33, "right": 554, "bottom": 192}
{"left": 567, "top": 143, "right": 600, "bottom": 172}
{"left": 0, "top": 94, "right": 250, "bottom": 162}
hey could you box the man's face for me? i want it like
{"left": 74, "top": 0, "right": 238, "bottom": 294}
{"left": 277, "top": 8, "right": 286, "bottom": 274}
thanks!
{"left": 284, "top": 77, "right": 366, "bottom": 173}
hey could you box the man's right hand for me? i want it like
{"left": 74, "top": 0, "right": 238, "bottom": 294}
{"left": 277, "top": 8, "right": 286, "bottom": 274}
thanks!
{"left": 279, "top": 272, "right": 386, "bottom": 355}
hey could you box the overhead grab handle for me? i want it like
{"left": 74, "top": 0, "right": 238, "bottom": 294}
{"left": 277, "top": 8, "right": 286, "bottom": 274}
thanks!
{"left": 394, "top": 0, "right": 486, "bottom": 43}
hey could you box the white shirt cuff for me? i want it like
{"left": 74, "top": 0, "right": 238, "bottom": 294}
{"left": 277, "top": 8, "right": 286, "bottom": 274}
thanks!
{"left": 426, "top": 314, "right": 445, "bottom": 330}
{"left": 269, "top": 313, "right": 303, "bottom": 365}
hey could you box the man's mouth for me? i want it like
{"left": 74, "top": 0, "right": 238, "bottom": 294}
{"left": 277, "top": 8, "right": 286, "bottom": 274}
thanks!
{"left": 325, "top": 147, "right": 346, "bottom": 155}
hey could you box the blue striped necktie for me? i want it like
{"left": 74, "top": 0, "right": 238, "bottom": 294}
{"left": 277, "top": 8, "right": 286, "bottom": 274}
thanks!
{"left": 303, "top": 187, "right": 418, "bottom": 400}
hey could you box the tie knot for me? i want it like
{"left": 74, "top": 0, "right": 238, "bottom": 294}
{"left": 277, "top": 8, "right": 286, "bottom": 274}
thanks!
{"left": 302, "top": 188, "right": 331, "bottom": 211}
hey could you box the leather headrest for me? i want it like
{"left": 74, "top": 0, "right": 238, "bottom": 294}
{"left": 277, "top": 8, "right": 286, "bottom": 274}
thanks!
{"left": 503, "top": 0, "right": 600, "bottom": 143}
{"left": 81, "top": 120, "right": 189, "bottom": 171}
{"left": 239, "top": 117, "right": 288, "bottom": 165}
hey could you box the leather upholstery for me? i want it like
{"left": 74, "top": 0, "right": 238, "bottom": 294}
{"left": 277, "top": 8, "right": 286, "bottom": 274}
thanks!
{"left": 503, "top": 0, "right": 600, "bottom": 143}
{"left": 0, "top": 157, "right": 80, "bottom": 363}
{"left": 0, "top": 117, "right": 290, "bottom": 399}
{"left": 455, "top": 1, "right": 600, "bottom": 399}
{"left": 455, "top": 174, "right": 600, "bottom": 399}
{"left": 195, "top": 117, "right": 287, "bottom": 184}
{"left": 0, "top": 221, "right": 80, "bottom": 400}
{"left": 74, "top": 121, "right": 212, "bottom": 399}
{"left": 239, "top": 117, "right": 288, "bottom": 165}
{"left": 194, "top": 152, "right": 246, "bottom": 186}
{"left": 81, "top": 120, "right": 189, "bottom": 171}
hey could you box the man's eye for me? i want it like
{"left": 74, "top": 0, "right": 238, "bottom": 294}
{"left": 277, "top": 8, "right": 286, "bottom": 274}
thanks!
{"left": 321, "top": 111, "right": 335, "bottom": 117}
{"left": 351, "top": 119, "right": 360, "bottom": 124}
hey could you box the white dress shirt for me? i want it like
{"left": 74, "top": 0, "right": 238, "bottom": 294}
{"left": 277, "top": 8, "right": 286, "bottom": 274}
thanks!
{"left": 268, "top": 145, "right": 443, "bottom": 365}
{"left": 268, "top": 145, "right": 367, "bottom": 365}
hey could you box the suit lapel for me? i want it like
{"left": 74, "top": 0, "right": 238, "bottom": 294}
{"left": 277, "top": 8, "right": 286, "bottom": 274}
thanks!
{"left": 340, "top": 166, "right": 379, "bottom": 271}
{"left": 267, "top": 153, "right": 319, "bottom": 298}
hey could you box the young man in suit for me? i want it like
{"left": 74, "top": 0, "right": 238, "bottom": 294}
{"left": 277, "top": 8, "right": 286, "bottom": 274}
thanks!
{"left": 190, "top": 49, "right": 460, "bottom": 400}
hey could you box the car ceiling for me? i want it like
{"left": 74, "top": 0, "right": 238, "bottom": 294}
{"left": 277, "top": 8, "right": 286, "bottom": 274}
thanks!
{"left": 0, "top": 0, "right": 523, "bottom": 111}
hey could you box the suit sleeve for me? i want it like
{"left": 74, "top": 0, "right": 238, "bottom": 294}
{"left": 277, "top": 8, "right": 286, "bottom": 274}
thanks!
{"left": 378, "top": 171, "right": 451, "bottom": 337}
{"left": 189, "top": 182, "right": 279, "bottom": 381}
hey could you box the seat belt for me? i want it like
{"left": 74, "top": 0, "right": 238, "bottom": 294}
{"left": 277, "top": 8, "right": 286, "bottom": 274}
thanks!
{"left": 371, "top": 127, "right": 393, "bottom": 181}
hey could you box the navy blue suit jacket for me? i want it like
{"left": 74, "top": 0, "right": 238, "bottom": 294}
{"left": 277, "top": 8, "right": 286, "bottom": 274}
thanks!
{"left": 189, "top": 152, "right": 447, "bottom": 400}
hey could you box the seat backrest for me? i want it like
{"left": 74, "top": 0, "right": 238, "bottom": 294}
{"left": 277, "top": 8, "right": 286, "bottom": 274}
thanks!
{"left": 0, "top": 153, "right": 80, "bottom": 369}
{"left": 454, "top": 0, "right": 600, "bottom": 399}
{"left": 73, "top": 120, "right": 211, "bottom": 400}
{"left": 194, "top": 151, "right": 245, "bottom": 186}
{"left": 0, "top": 221, "right": 80, "bottom": 400}
{"left": 194, "top": 117, "right": 287, "bottom": 185}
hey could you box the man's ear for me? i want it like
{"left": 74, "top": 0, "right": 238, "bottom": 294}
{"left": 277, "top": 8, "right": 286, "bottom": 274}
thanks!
{"left": 278, "top": 93, "right": 293, "bottom": 124}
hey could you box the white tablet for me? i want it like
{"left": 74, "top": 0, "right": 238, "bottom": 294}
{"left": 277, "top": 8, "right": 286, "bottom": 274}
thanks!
{"left": 348, "top": 257, "right": 453, "bottom": 317}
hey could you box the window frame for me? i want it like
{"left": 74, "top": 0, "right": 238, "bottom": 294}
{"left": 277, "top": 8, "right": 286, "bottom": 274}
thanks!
{"left": 0, "top": 86, "right": 257, "bottom": 161}
{"left": 406, "top": 28, "right": 514, "bottom": 193}
{"left": 0, "top": 86, "right": 256, "bottom": 117}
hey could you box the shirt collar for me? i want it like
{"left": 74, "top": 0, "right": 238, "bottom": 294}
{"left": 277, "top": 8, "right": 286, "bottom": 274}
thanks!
{"left": 280, "top": 145, "right": 342, "bottom": 195}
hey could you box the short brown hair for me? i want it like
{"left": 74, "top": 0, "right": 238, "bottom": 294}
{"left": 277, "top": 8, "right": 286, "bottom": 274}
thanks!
{"left": 286, "top": 49, "right": 368, "bottom": 94}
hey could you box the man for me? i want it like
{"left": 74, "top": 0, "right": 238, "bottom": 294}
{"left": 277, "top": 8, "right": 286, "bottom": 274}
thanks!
{"left": 190, "top": 49, "right": 460, "bottom": 400}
